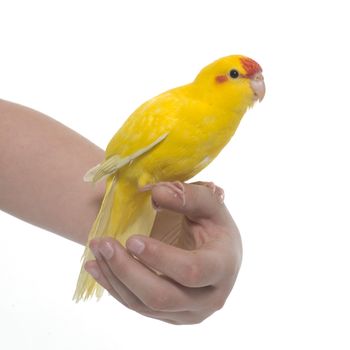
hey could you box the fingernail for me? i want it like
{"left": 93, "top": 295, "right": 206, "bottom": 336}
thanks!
{"left": 86, "top": 266, "right": 100, "bottom": 279}
{"left": 127, "top": 238, "right": 145, "bottom": 255}
{"left": 99, "top": 241, "right": 114, "bottom": 260}
{"left": 90, "top": 244, "right": 101, "bottom": 259}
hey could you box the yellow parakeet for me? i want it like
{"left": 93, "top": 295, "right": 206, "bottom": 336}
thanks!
{"left": 74, "top": 55, "right": 265, "bottom": 301}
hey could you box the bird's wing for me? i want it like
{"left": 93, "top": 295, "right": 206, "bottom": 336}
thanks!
{"left": 84, "top": 132, "right": 168, "bottom": 183}
{"left": 106, "top": 91, "right": 183, "bottom": 158}
{"left": 84, "top": 90, "right": 185, "bottom": 183}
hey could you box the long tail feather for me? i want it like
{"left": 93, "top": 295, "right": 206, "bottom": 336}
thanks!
{"left": 73, "top": 176, "right": 118, "bottom": 301}
{"left": 73, "top": 176, "right": 156, "bottom": 301}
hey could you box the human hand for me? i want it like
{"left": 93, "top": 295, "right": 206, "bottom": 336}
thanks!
{"left": 85, "top": 181, "right": 242, "bottom": 324}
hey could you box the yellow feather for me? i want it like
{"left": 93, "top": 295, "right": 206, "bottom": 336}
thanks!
{"left": 74, "top": 55, "right": 264, "bottom": 301}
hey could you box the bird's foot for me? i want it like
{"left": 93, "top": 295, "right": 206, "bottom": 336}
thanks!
{"left": 192, "top": 181, "right": 225, "bottom": 203}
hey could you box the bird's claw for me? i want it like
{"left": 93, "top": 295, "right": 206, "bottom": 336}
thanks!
{"left": 192, "top": 181, "right": 225, "bottom": 203}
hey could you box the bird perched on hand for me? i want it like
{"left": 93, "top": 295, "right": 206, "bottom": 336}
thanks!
{"left": 74, "top": 54, "right": 265, "bottom": 301}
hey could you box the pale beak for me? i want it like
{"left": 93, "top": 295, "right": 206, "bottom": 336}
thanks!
{"left": 250, "top": 73, "right": 265, "bottom": 102}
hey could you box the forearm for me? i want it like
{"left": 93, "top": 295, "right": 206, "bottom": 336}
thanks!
{"left": 0, "top": 99, "right": 105, "bottom": 244}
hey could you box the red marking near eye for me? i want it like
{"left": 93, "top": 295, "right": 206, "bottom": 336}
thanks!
{"left": 215, "top": 75, "right": 228, "bottom": 83}
{"left": 240, "top": 57, "right": 262, "bottom": 77}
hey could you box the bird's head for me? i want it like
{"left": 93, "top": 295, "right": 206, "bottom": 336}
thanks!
{"left": 194, "top": 55, "right": 265, "bottom": 112}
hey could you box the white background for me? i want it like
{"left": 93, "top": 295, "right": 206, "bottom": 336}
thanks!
{"left": 1, "top": 0, "right": 349, "bottom": 349}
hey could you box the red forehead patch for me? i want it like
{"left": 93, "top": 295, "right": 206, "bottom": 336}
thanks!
{"left": 240, "top": 57, "right": 262, "bottom": 77}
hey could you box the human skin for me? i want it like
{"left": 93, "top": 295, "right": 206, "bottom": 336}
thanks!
{"left": 0, "top": 99, "right": 242, "bottom": 324}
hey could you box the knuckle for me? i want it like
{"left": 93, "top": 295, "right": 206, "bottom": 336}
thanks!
{"left": 110, "top": 253, "right": 130, "bottom": 278}
{"left": 181, "top": 259, "right": 203, "bottom": 287}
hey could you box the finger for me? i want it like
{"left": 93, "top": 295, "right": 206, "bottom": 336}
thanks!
{"left": 93, "top": 238, "right": 196, "bottom": 312}
{"left": 85, "top": 258, "right": 210, "bottom": 324}
{"left": 89, "top": 239, "right": 148, "bottom": 312}
{"left": 84, "top": 259, "right": 127, "bottom": 307}
{"left": 151, "top": 182, "right": 233, "bottom": 225}
{"left": 86, "top": 253, "right": 207, "bottom": 323}
{"left": 87, "top": 257, "right": 213, "bottom": 325}
{"left": 126, "top": 235, "right": 229, "bottom": 287}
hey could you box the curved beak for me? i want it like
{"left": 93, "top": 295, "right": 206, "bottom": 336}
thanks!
{"left": 250, "top": 73, "right": 265, "bottom": 102}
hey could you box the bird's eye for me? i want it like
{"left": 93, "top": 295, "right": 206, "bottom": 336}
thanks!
{"left": 229, "top": 69, "right": 239, "bottom": 79}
